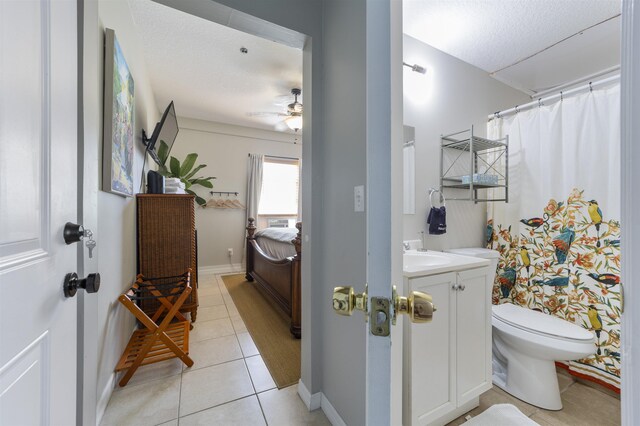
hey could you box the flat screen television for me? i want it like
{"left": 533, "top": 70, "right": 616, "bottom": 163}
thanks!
{"left": 142, "top": 101, "right": 179, "bottom": 165}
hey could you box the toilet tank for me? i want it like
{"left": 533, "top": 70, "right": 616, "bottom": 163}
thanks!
{"left": 446, "top": 247, "right": 500, "bottom": 286}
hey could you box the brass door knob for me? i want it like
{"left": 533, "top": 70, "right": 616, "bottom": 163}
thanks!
{"left": 333, "top": 285, "right": 368, "bottom": 316}
{"left": 393, "top": 285, "right": 436, "bottom": 324}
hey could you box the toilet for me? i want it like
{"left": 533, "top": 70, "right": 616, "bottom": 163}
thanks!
{"left": 446, "top": 247, "right": 596, "bottom": 410}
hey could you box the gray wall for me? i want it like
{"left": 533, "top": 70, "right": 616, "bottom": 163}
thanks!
{"left": 82, "top": 1, "right": 161, "bottom": 421}
{"left": 402, "top": 34, "right": 529, "bottom": 250}
{"left": 170, "top": 118, "right": 301, "bottom": 269}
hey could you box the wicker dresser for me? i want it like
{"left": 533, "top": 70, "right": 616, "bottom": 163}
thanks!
{"left": 136, "top": 194, "right": 198, "bottom": 322}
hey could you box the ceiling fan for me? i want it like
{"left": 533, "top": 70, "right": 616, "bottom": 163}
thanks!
{"left": 248, "top": 88, "right": 303, "bottom": 132}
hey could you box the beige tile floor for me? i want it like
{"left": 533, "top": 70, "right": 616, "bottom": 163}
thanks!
{"left": 101, "top": 273, "right": 330, "bottom": 426}
{"left": 102, "top": 272, "right": 621, "bottom": 426}
{"left": 447, "top": 372, "right": 621, "bottom": 426}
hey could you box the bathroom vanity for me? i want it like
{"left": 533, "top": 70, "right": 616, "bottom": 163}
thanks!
{"left": 403, "top": 251, "right": 492, "bottom": 426}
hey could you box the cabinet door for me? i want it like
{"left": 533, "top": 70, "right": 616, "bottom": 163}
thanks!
{"left": 406, "top": 273, "right": 457, "bottom": 426}
{"left": 456, "top": 267, "right": 492, "bottom": 405}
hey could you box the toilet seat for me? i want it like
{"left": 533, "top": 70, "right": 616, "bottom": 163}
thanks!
{"left": 492, "top": 303, "right": 594, "bottom": 343}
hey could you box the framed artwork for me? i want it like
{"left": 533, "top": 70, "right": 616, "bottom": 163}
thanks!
{"left": 102, "top": 28, "right": 135, "bottom": 197}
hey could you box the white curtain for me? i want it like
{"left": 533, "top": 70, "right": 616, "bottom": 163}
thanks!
{"left": 488, "top": 84, "right": 621, "bottom": 389}
{"left": 488, "top": 85, "right": 620, "bottom": 226}
{"left": 246, "top": 154, "right": 264, "bottom": 226}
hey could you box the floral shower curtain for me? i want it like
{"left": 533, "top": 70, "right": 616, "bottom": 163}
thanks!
{"left": 487, "top": 84, "right": 621, "bottom": 391}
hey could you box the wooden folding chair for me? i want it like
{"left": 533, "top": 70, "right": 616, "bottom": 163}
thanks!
{"left": 115, "top": 270, "right": 194, "bottom": 386}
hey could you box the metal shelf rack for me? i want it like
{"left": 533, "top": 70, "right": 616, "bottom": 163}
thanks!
{"left": 440, "top": 126, "right": 509, "bottom": 203}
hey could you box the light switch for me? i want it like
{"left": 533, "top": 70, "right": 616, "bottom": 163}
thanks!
{"left": 354, "top": 185, "right": 365, "bottom": 212}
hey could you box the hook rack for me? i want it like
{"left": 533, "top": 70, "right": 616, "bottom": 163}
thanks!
{"left": 210, "top": 191, "right": 239, "bottom": 196}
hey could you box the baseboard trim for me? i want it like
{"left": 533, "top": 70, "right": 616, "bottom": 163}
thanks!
{"left": 297, "top": 379, "right": 321, "bottom": 410}
{"left": 320, "top": 393, "right": 347, "bottom": 426}
{"left": 198, "top": 264, "right": 244, "bottom": 275}
{"left": 96, "top": 372, "right": 115, "bottom": 425}
{"left": 297, "top": 380, "right": 346, "bottom": 426}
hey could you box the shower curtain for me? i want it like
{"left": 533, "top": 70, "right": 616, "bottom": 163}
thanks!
{"left": 487, "top": 84, "right": 621, "bottom": 391}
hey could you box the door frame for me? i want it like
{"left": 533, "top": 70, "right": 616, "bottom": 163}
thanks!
{"left": 620, "top": 1, "right": 639, "bottom": 424}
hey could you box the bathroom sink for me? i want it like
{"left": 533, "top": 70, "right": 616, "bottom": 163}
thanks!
{"left": 403, "top": 251, "right": 452, "bottom": 268}
{"left": 403, "top": 250, "right": 489, "bottom": 277}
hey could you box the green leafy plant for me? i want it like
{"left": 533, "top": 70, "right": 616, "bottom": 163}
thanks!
{"left": 156, "top": 140, "right": 216, "bottom": 206}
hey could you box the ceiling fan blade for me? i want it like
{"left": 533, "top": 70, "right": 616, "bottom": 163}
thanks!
{"left": 247, "top": 112, "right": 288, "bottom": 117}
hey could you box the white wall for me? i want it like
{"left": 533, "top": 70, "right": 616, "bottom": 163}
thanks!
{"left": 403, "top": 34, "right": 529, "bottom": 250}
{"left": 84, "top": 1, "right": 160, "bottom": 421}
{"left": 170, "top": 118, "right": 301, "bottom": 270}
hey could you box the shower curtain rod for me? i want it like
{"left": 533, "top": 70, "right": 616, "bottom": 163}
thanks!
{"left": 488, "top": 74, "right": 620, "bottom": 120}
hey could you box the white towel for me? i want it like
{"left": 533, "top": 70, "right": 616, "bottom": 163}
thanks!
{"left": 463, "top": 404, "right": 539, "bottom": 425}
{"left": 164, "top": 187, "right": 186, "bottom": 194}
{"left": 165, "top": 181, "right": 185, "bottom": 189}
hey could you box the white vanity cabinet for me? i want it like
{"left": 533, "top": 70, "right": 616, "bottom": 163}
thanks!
{"left": 403, "top": 266, "right": 492, "bottom": 426}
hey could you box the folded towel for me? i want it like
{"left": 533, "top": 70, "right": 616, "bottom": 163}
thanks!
{"left": 427, "top": 206, "right": 446, "bottom": 235}
{"left": 165, "top": 182, "right": 185, "bottom": 189}
{"left": 164, "top": 187, "right": 186, "bottom": 194}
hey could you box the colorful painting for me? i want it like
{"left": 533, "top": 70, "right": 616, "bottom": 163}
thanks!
{"left": 489, "top": 188, "right": 621, "bottom": 391}
{"left": 102, "top": 28, "right": 134, "bottom": 197}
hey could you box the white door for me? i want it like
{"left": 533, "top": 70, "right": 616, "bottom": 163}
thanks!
{"left": 0, "top": 0, "right": 78, "bottom": 425}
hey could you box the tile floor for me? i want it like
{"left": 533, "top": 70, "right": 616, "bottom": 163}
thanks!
{"left": 101, "top": 273, "right": 330, "bottom": 426}
{"left": 447, "top": 372, "right": 621, "bottom": 426}
{"left": 102, "top": 272, "right": 621, "bottom": 426}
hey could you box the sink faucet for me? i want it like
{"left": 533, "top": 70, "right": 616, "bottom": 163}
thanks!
{"left": 418, "top": 231, "right": 428, "bottom": 252}
{"left": 403, "top": 242, "right": 411, "bottom": 252}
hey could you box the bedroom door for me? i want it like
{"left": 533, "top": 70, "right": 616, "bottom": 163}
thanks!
{"left": 0, "top": 0, "right": 80, "bottom": 424}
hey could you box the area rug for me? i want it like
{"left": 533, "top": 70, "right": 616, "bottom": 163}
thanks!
{"left": 222, "top": 274, "right": 300, "bottom": 389}
{"left": 464, "top": 404, "right": 539, "bottom": 425}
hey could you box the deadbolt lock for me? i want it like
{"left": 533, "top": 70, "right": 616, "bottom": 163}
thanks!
{"left": 332, "top": 284, "right": 368, "bottom": 317}
{"left": 392, "top": 285, "right": 436, "bottom": 325}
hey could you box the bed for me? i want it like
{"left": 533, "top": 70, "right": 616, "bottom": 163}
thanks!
{"left": 245, "top": 217, "right": 302, "bottom": 338}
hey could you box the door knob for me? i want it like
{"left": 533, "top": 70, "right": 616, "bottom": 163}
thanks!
{"left": 392, "top": 285, "right": 436, "bottom": 324}
{"left": 63, "top": 222, "right": 87, "bottom": 244}
{"left": 64, "top": 272, "right": 100, "bottom": 298}
{"left": 332, "top": 285, "right": 368, "bottom": 316}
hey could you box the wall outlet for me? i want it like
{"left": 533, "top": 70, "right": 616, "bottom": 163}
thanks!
{"left": 227, "top": 248, "right": 233, "bottom": 257}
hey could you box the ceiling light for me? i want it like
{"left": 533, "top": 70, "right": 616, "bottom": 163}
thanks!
{"left": 285, "top": 115, "right": 302, "bottom": 131}
{"left": 403, "top": 61, "right": 427, "bottom": 74}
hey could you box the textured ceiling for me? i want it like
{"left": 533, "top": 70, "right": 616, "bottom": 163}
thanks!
{"left": 403, "top": 0, "right": 621, "bottom": 94}
{"left": 128, "top": 0, "right": 302, "bottom": 132}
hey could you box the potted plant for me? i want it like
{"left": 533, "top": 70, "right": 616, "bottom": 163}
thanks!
{"left": 156, "top": 140, "right": 216, "bottom": 206}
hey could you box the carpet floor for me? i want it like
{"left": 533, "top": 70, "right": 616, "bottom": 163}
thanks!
{"left": 222, "top": 274, "right": 300, "bottom": 389}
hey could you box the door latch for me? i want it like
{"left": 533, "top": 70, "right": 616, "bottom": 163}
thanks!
{"left": 332, "top": 284, "right": 436, "bottom": 336}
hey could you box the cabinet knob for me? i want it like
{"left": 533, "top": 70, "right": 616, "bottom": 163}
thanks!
{"left": 459, "top": 284, "right": 466, "bottom": 291}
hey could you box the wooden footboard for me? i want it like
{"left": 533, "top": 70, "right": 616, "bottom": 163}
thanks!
{"left": 246, "top": 218, "right": 302, "bottom": 338}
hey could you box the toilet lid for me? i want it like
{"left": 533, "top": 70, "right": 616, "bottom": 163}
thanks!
{"left": 492, "top": 303, "right": 594, "bottom": 341}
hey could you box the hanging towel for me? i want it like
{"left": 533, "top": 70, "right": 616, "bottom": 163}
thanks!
{"left": 427, "top": 206, "right": 447, "bottom": 235}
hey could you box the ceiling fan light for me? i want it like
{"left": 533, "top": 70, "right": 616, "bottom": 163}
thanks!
{"left": 285, "top": 115, "right": 303, "bottom": 131}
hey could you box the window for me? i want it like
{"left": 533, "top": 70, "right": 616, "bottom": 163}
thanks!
{"left": 258, "top": 157, "right": 300, "bottom": 216}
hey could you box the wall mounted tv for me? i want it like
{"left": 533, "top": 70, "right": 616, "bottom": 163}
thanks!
{"left": 142, "top": 101, "right": 179, "bottom": 165}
